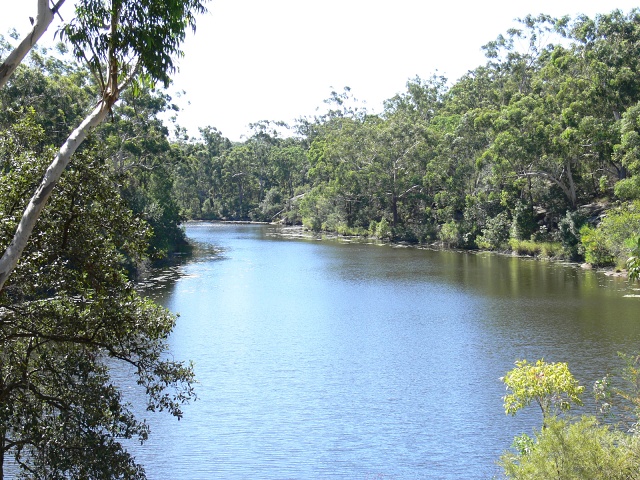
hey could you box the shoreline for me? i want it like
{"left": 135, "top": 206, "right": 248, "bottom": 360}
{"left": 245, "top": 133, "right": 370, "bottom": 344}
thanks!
{"left": 182, "top": 220, "right": 632, "bottom": 279}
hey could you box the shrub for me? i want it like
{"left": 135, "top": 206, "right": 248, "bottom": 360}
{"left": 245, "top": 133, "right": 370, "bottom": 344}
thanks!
{"left": 510, "top": 203, "right": 537, "bottom": 241}
{"left": 614, "top": 177, "right": 640, "bottom": 200}
{"left": 258, "top": 187, "right": 283, "bottom": 221}
{"left": 371, "top": 218, "right": 392, "bottom": 241}
{"left": 500, "top": 416, "right": 640, "bottom": 479}
{"left": 476, "top": 211, "right": 511, "bottom": 249}
{"left": 557, "top": 210, "right": 586, "bottom": 260}
{"left": 438, "top": 220, "right": 461, "bottom": 247}
{"left": 597, "top": 201, "right": 640, "bottom": 265}
{"left": 580, "top": 225, "right": 615, "bottom": 266}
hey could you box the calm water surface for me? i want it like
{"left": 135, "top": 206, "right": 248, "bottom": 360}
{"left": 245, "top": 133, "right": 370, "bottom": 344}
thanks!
{"left": 123, "top": 223, "right": 640, "bottom": 479}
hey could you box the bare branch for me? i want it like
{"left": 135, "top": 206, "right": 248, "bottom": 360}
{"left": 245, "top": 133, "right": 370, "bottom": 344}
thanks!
{"left": 0, "top": 0, "right": 65, "bottom": 89}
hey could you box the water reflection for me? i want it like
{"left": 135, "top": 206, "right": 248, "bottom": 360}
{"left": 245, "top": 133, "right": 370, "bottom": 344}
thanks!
{"left": 124, "top": 223, "right": 640, "bottom": 480}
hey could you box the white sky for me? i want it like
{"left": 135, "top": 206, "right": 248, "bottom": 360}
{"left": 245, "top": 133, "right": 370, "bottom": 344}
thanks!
{"left": 2, "top": 0, "right": 639, "bottom": 141}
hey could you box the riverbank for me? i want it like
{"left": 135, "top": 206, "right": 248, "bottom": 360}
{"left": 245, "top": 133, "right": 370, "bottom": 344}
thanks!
{"left": 181, "top": 220, "right": 634, "bottom": 280}
{"left": 266, "top": 223, "right": 633, "bottom": 279}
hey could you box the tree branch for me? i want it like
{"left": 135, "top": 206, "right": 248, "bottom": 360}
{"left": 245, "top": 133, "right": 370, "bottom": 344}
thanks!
{"left": 0, "top": 100, "right": 112, "bottom": 292}
{"left": 0, "top": 0, "right": 65, "bottom": 89}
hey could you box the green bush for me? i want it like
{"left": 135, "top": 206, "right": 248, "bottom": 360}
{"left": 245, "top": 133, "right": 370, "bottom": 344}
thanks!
{"left": 334, "top": 223, "right": 368, "bottom": 236}
{"left": 500, "top": 357, "right": 640, "bottom": 479}
{"left": 579, "top": 201, "right": 640, "bottom": 267}
{"left": 500, "top": 416, "right": 640, "bottom": 479}
{"left": 597, "top": 201, "right": 640, "bottom": 265}
{"left": 476, "top": 211, "right": 511, "bottom": 250}
{"left": 579, "top": 225, "right": 615, "bottom": 266}
{"left": 258, "top": 187, "right": 283, "bottom": 221}
{"left": 510, "top": 203, "right": 537, "bottom": 241}
{"left": 438, "top": 220, "right": 461, "bottom": 247}
{"left": 614, "top": 177, "right": 640, "bottom": 200}
{"left": 557, "top": 210, "right": 586, "bottom": 260}
{"left": 370, "top": 218, "right": 392, "bottom": 241}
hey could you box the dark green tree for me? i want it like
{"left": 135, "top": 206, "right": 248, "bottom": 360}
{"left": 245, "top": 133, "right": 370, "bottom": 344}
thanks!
{"left": 0, "top": 110, "right": 195, "bottom": 478}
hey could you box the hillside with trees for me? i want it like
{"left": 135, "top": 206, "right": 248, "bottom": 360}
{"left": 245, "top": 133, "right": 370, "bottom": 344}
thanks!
{"left": 171, "top": 9, "right": 640, "bottom": 270}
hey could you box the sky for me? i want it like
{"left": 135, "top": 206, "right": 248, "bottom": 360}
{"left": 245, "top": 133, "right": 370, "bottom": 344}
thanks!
{"left": 2, "top": 0, "right": 640, "bottom": 141}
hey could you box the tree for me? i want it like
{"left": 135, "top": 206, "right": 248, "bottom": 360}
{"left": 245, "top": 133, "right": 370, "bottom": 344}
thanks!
{"left": 500, "top": 356, "right": 640, "bottom": 479}
{"left": 0, "top": 2, "right": 208, "bottom": 476}
{"left": 0, "top": 109, "right": 195, "bottom": 478}
{"left": 0, "top": 0, "right": 208, "bottom": 292}
{"left": 502, "top": 359, "right": 584, "bottom": 425}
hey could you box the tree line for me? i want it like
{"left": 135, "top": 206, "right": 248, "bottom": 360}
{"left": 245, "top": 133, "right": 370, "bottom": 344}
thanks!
{"left": 171, "top": 9, "right": 640, "bottom": 269}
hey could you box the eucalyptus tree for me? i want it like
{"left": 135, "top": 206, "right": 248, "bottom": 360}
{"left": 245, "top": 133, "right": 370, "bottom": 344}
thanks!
{"left": 0, "top": 0, "right": 208, "bottom": 291}
{"left": 305, "top": 114, "right": 376, "bottom": 230}
{"left": 1, "top": 1, "right": 208, "bottom": 476}
{"left": 0, "top": 110, "right": 196, "bottom": 478}
{"left": 218, "top": 144, "right": 260, "bottom": 219}
{"left": 0, "top": 0, "right": 66, "bottom": 89}
{"left": 614, "top": 102, "right": 640, "bottom": 199}
{"left": 568, "top": 9, "right": 640, "bottom": 190}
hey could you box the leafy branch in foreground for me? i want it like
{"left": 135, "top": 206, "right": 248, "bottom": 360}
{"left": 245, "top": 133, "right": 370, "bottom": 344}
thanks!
{"left": 500, "top": 357, "right": 640, "bottom": 479}
{"left": 1, "top": 112, "right": 195, "bottom": 477}
{"left": 502, "top": 359, "right": 584, "bottom": 425}
{"left": 0, "top": 0, "right": 208, "bottom": 293}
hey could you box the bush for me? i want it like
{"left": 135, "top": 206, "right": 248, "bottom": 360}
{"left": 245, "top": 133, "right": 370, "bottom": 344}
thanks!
{"left": 258, "top": 187, "right": 283, "bottom": 221}
{"left": 476, "top": 211, "right": 511, "bottom": 250}
{"left": 614, "top": 177, "right": 640, "bottom": 200}
{"left": 370, "top": 218, "right": 392, "bottom": 241}
{"left": 557, "top": 210, "right": 586, "bottom": 260}
{"left": 579, "top": 201, "right": 640, "bottom": 267}
{"left": 438, "top": 220, "right": 461, "bottom": 247}
{"left": 510, "top": 203, "right": 537, "bottom": 241}
{"left": 500, "top": 416, "right": 640, "bottom": 479}
{"left": 597, "top": 201, "right": 640, "bottom": 265}
{"left": 580, "top": 225, "right": 615, "bottom": 266}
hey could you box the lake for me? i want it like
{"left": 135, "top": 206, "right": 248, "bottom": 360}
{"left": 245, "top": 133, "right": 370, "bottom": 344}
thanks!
{"left": 124, "top": 222, "right": 640, "bottom": 479}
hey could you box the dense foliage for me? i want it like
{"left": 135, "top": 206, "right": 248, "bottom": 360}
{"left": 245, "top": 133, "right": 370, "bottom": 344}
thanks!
{"left": 171, "top": 9, "right": 640, "bottom": 269}
{"left": 0, "top": 0, "right": 206, "bottom": 476}
{"left": 0, "top": 109, "right": 195, "bottom": 477}
{"left": 500, "top": 357, "right": 640, "bottom": 479}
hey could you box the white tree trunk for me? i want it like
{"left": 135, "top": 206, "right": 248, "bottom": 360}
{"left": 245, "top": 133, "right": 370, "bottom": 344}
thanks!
{"left": 0, "top": 101, "right": 110, "bottom": 291}
{"left": 0, "top": 0, "right": 65, "bottom": 90}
